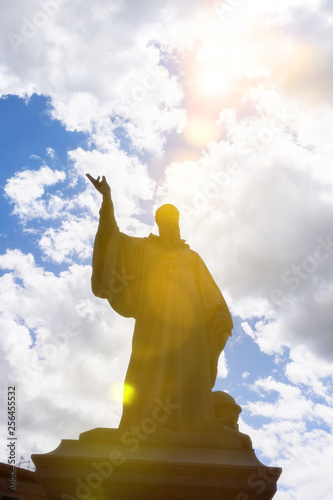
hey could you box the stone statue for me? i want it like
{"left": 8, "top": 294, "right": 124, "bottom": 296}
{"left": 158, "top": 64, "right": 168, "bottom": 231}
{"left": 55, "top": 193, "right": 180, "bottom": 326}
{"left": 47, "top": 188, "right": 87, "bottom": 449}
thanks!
{"left": 87, "top": 174, "right": 233, "bottom": 432}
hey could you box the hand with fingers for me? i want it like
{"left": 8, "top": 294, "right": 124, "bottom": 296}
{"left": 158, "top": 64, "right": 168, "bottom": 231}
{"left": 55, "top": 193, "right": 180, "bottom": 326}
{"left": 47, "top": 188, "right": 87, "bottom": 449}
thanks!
{"left": 86, "top": 173, "right": 111, "bottom": 198}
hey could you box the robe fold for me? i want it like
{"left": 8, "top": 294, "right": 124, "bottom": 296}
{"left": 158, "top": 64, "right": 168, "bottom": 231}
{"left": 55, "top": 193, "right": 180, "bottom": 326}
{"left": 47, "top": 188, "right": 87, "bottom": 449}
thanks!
{"left": 92, "top": 202, "right": 233, "bottom": 430}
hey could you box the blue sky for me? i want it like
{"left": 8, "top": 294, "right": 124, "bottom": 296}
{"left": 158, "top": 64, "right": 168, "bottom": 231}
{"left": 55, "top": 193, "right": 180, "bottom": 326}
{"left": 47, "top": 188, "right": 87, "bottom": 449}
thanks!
{"left": 0, "top": 95, "right": 88, "bottom": 269}
{"left": 1, "top": 2, "right": 333, "bottom": 499}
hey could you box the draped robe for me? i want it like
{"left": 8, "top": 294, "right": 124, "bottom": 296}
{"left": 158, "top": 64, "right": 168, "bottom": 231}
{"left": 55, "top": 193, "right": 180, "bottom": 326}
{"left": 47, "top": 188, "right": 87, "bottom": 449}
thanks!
{"left": 91, "top": 202, "right": 233, "bottom": 430}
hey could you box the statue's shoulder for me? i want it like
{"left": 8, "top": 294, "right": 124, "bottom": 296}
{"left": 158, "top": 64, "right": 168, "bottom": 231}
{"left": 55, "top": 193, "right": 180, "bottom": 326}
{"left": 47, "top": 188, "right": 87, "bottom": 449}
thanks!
{"left": 146, "top": 233, "right": 191, "bottom": 249}
{"left": 180, "top": 239, "right": 190, "bottom": 249}
{"left": 119, "top": 232, "right": 145, "bottom": 247}
{"left": 146, "top": 233, "right": 159, "bottom": 243}
{"left": 188, "top": 249, "right": 209, "bottom": 271}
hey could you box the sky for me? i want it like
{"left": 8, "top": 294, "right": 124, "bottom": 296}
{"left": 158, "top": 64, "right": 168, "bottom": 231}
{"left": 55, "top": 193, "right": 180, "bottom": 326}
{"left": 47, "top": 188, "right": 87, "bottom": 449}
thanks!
{"left": 0, "top": 0, "right": 333, "bottom": 498}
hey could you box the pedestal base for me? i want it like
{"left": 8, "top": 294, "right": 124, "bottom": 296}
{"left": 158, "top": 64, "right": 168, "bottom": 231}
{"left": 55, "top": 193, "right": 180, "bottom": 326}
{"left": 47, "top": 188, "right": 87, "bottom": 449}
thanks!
{"left": 32, "top": 428, "right": 281, "bottom": 500}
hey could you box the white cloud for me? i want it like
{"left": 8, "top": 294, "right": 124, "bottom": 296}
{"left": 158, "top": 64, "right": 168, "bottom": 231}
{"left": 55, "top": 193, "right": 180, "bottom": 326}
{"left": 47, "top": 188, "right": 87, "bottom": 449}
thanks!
{"left": 3, "top": 146, "right": 156, "bottom": 264}
{"left": 46, "top": 147, "right": 55, "bottom": 158}
{"left": 240, "top": 371, "right": 333, "bottom": 500}
{"left": 68, "top": 147, "right": 156, "bottom": 233}
{"left": 247, "top": 377, "right": 315, "bottom": 421}
{"left": 217, "top": 351, "right": 228, "bottom": 378}
{"left": 4, "top": 166, "right": 66, "bottom": 221}
{"left": 241, "top": 415, "right": 333, "bottom": 500}
{"left": 0, "top": 249, "right": 133, "bottom": 458}
{"left": 242, "top": 320, "right": 287, "bottom": 356}
{"left": 158, "top": 92, "right": 333, "bottom": 360}
{"left": 284, "top": 345, "right": 333, "bottom": 403}
{"left": 39, "top": 216, "right": 96, "bottom": 263}
{"left": 1, "top": 3, "right": 333, "bottom": 499}
{"left": 0, "top": 0, "right": 192, "bottom": 155}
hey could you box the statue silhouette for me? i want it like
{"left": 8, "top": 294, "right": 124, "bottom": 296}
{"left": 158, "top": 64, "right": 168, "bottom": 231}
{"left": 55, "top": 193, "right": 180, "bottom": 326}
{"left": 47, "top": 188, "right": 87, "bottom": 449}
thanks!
{"left": 87, "top": 174, "right": 233, "bottom": 431}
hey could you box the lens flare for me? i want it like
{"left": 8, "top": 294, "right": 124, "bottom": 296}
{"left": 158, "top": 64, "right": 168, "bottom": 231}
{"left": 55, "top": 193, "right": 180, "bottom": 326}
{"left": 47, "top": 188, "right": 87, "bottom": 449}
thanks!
{"left": 110, "top": 382, "right": 135, "bottom": 404}
{"left": 183, "top": 117, "right": 218, "bottom": 147}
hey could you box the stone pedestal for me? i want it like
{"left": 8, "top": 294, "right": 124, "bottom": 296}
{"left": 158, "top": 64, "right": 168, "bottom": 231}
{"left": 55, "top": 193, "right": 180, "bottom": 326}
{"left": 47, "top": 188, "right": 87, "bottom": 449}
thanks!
{"left": 32, "top": 427, "right": 281, "bottom": 500}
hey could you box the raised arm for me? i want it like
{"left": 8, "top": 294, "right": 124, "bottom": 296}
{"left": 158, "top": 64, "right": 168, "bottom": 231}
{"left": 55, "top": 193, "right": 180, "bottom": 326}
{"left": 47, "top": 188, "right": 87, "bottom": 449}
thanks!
{"left": 86, "top": 173, "right": 117, "bottom": 240}
{"left": 87, "top": 173, "right": 142, "bottom": 315}
{"left": 86, "top": 173, "right": 112, "bottom": 208}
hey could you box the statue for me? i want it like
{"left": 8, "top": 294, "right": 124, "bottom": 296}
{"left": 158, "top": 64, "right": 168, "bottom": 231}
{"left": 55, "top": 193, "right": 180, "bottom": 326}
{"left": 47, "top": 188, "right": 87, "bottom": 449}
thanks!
{"left": 87, "top": 174, "right": 233, "bottom": 432}
{"left": 31, "top": 175, "right": 281, "bottom": 500}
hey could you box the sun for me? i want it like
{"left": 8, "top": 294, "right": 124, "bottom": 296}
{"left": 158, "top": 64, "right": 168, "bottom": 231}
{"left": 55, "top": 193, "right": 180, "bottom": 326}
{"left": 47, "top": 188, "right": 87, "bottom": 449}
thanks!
{"left": 184, "top": 37, "right": 236, "bottom": 100}
{"left": 198, "top": 66, "right": 230, "bottom": 96}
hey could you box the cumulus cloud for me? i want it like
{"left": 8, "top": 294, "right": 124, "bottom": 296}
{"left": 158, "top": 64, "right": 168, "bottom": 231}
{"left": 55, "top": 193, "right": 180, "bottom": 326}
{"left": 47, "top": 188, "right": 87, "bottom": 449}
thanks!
{"left": 4, "top": 165, "right": 66, "bottom": 221}
{"left": 3, "top": 145, "right": 156, "bottom": 264}
{"left": 68, "top": 146, "right": 156, "bottom": 222}
{"left": 240, "top": 369, "right": 333, "bottom": 500}
{"left": 0, "top": 249, "right": 133, "bottom": 457}
{"left": 0, "top": 0, "right": 192, "bottom": 156}
{"left": 39, "top": 216, "right": 96, "bottom": 263}
{"left": 284, "top": 345, "right": 333, "bottom": 403}
{"left": 158, "top": 90, "right": 333, "bottom": 361}
{"left": 1, "top": 2, "right": 333, "bottom": 498}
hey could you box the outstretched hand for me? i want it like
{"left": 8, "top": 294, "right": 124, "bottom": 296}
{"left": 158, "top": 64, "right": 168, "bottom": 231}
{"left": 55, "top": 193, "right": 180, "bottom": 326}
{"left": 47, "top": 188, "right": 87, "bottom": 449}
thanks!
{"left": 86, "top": 173, "right": 111, "bottom": 197}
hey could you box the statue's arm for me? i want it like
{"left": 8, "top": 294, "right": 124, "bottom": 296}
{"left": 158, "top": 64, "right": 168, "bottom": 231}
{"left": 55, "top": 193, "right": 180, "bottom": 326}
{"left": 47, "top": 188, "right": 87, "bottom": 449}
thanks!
{"left": 86, "top": 173, "right": 116, "bottom": 239}
{"left": 86, "top": 173, "right": 111, "bottom": 205}
{"left": 211, "top": 307, "right": 232, "bottom": 350}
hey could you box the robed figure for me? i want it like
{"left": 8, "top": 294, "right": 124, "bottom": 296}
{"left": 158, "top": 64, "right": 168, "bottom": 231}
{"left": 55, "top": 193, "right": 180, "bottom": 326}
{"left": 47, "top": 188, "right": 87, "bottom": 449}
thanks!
{"left": 87, "top": 174, "right": 233, "bottom": 431}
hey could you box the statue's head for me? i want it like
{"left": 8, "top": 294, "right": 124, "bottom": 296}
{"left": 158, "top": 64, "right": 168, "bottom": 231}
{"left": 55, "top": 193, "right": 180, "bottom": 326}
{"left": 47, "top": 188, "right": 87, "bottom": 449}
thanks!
{"left": 155, "top": 204, "right": 180, "bottom": 243}
{"left": 155, "top": 204, "right": 179, "bottom": 226}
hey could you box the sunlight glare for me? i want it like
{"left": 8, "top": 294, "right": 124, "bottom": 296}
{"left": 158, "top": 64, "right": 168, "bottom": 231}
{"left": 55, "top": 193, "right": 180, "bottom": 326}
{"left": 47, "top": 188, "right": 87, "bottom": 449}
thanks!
{"left": 110, "top": 382, "right": 135, "bottom": 404}
{"left": 183, "top": 117, "right": 218, "bottom": 147}
{"left": 198, "top": 67, "right": 229, "bottom": 96}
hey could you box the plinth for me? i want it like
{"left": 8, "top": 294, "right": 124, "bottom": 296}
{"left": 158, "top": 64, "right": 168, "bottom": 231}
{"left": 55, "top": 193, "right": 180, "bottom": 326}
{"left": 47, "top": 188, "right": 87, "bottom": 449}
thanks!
{"left": 32, "top": 427, "right": 281, "bottom": 500}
